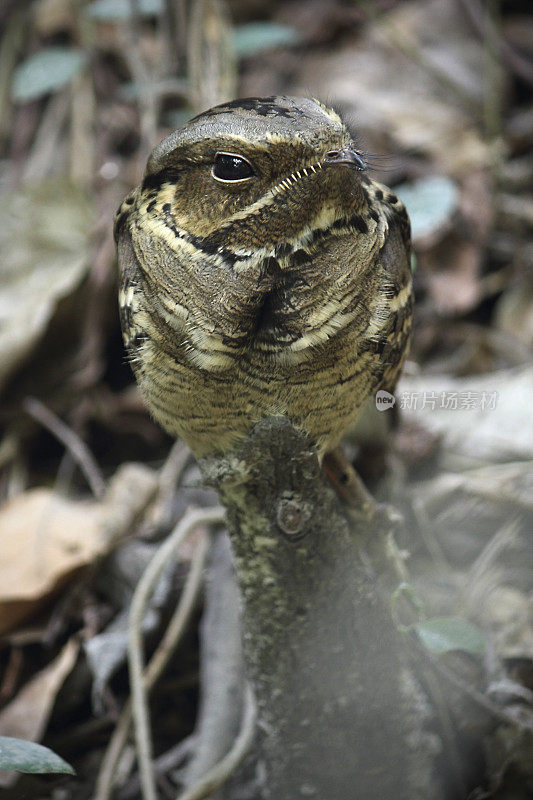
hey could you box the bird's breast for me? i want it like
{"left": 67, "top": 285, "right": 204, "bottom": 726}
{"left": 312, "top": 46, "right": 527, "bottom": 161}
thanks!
{"left": 185, "top": 218, "right": 380, "bottom": 362}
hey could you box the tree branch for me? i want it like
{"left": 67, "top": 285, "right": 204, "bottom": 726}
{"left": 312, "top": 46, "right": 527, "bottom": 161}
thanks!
{"left": 200, "top": 416, "right": 441, "bottom": 800}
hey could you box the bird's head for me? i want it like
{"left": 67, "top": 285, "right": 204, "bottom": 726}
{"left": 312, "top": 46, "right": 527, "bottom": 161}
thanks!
{"left": 140, "top": 96, "right": 367, "bottom": 254}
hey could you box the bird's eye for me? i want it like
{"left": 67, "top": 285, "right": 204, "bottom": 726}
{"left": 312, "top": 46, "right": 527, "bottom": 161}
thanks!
{"left": 212, "top": 152, "right": 255, "bottom": 182}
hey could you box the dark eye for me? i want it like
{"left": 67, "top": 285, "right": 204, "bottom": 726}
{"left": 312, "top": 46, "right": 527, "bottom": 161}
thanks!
{"left": 212, "top": 152, "right": 255, "bottom": 182}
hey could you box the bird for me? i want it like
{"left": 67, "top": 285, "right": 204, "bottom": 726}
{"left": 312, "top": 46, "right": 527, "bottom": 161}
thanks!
{"left": 114, "top": 96, "right": 413, "bottom": 463}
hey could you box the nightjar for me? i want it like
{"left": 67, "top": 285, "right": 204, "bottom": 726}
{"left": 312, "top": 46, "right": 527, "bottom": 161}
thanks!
{"left": 115, "top": 96, "right": 412, "bottom": 458}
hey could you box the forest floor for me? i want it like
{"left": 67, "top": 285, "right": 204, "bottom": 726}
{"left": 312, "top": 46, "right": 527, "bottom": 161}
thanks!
{"left": 0, "top": 1, "right": 532, "bottom": 798}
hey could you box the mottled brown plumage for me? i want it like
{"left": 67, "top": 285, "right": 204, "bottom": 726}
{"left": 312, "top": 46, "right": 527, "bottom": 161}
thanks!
{"left": 115, "top": 96, "right": 412, "bottom": 458}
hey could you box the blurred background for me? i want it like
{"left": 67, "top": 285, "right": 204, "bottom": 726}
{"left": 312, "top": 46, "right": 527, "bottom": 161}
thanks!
{"left": 0, "top": 1, "right": 532, "bottom": 798}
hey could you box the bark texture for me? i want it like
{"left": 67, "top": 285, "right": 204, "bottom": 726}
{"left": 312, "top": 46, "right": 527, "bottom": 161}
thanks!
{"left": 200, "top": 417, "right": 441, "bottom": 800}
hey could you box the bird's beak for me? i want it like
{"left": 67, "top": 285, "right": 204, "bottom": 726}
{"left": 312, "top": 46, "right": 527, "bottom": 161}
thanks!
{"left": 323, "top": 148, "right": 366, "bottom": 171}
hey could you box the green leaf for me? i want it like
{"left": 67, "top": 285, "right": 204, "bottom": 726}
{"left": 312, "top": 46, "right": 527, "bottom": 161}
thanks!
{"left": 233, "top": 22, "right": 301, "bottom": 58}
{"left": 415, "top": 617, "right": 486, "bottom": 656}
{"left": 395, "top": 176, "right": 458, "bottom": 241}
{"left": 85, "top": 0, "right": 163, "bottom": 20}
{"left": 12, "top": 47, "right": 86, "bottom": 102}
{"left": 0, "top": 737, "right": 75, "bottom": 775}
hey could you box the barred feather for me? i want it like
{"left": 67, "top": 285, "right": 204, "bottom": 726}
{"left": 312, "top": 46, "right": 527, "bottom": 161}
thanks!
{"left": 115, "top": 96, "right": 413, "bottom": 457}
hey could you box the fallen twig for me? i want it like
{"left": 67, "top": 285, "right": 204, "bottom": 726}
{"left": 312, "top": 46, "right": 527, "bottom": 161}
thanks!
{"left": 149, "top": 439, "right": 191, "bottom": 531}
{"left": 414, "top": 637, "right": 533, "bottom": 733}
{"left": 128, "top": 506, "right": 225, "bottom": 800}
{"left": 119, "top": 0, "right": 159, "bottom": 160}
{"left": 23, "top": 396, "right": 105, "bottom": 498}
{"left": 183, "top": 532, "right": 244, "bottom": 794}
{"left": 118, "top": 737, "right": 195, "bottom": 800}
{"left": 175, "top": 683, "right": 256, "bottom": 800}
{"left": 458, "top": 0, "right": 533, "bottom": 89}
{"left": 22, "top": 90, "right": 70, "bottom": 181}
{"left": 93, "top": 508, "right": 222, "bottom": 800}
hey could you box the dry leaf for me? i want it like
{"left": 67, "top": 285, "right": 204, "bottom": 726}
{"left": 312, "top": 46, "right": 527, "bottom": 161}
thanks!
{"left": 398, "top": 366, "right": 533, "bottom": 465}
{"left": 0, "top": 180, "right": 92, "bottom": 395}
{"left": 420, "top": 169, "right": 494, "bottom": 314}
{"left": 0, "top": 489, "right": 105, "bottom": 636}
{"left": 0, "top": 637, "right": 79, "bottom": 787}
